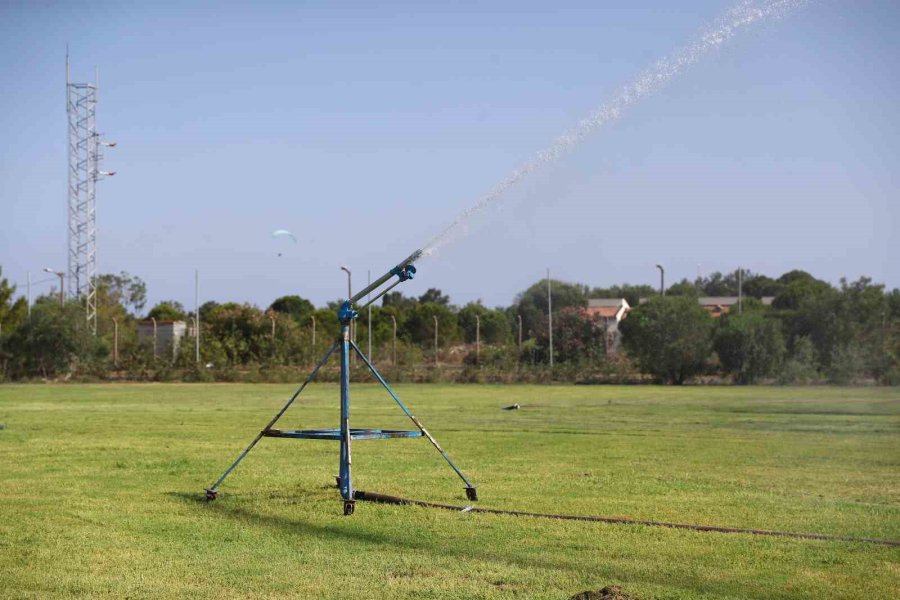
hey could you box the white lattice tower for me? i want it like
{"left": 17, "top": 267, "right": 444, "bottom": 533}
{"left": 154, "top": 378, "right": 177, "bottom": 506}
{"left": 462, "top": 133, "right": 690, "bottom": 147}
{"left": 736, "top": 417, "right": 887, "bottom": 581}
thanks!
{"left": 66, "top": 52, "right": 113, "bottom": 333}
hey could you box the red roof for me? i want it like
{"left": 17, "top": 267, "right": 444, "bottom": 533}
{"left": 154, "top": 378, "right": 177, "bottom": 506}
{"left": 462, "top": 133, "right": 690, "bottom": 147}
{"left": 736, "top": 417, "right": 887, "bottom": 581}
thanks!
{"left": 585, "top": 306, "right": 621, "bottom": 318}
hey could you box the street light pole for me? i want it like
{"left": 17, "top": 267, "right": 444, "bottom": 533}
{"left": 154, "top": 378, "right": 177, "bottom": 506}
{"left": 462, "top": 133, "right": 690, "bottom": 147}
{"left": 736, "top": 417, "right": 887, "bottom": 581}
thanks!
{"left": 656, "top": 264, "right": 665, "bottom": 297}
{"left": 44, "top": 268, "right": 64, "bottom": 307}
{"left": 340, "top": 266, "right": 352, "bottom": 301}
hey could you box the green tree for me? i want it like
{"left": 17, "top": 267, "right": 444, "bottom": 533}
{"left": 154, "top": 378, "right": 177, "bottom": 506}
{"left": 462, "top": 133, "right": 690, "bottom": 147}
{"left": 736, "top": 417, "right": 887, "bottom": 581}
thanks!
{"left": 0, "top": 267, "right": 28, "bottom": 376}
{"left": 590, "top": 283, "right": 656, "bottom": 307}
{"left": 418, "top": 288, "right": 450, "bottom": 306}
{"left": 147, "top": 301, "right": 187, "bottom": 321}
{"left": 619, "top": 296, "right": 714, "bottom": 384}
{"left": 403, "top": 302, "right": 459, "bottom": 347}
{"left": 6, "top": 296, "right": 107, "bottom": 378}
{"left": 269, "top": 295, "right": 315, "bottom": 322}
{"left": 666, "top": 279, "right": 700, "bottom": 297}
{"left": 201, "top": 302, "right": 267, "bottom": 365}
{"left": 513, "top": 279, "right": 588, "bottom": 341}
{"left": 714, "top": 312, "right": 785, "bottom": 383}
{"left": 0, "top": 266, "right": 27, "bottom": 337}
{"left": 458, "top": 302, "right": 511, "bottom": 345}
{"left": 382, "top": 291, "right": 417, "bottom": 310}
{"left": 95, "top": 272, "right": 147, "bottom": 315}
{"left": 535, "top": 307, "right": 607, "bottom": 364}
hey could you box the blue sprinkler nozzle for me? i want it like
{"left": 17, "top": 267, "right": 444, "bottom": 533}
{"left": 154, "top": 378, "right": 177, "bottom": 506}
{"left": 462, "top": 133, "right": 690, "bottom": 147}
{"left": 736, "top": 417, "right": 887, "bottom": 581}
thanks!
{"left": 390, "top": 264, "right": 417, "bottom": 282}
{"left": 338, "top": 301, "right": 358, "bottom": 323}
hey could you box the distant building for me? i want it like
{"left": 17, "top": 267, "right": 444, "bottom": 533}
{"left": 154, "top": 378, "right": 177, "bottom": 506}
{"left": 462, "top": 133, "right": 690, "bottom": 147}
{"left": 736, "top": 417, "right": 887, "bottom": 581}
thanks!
{"left": 637, "top": 296, "right": 775, "bottom": 317}
{"left": 585, "top": 298, "right": 631, "bottom": 354}
{"left": 698, "top": 296, "right": 775, "bottom": 317}
{"left": 138, "top": 320, "right": 187, "bottom": 358}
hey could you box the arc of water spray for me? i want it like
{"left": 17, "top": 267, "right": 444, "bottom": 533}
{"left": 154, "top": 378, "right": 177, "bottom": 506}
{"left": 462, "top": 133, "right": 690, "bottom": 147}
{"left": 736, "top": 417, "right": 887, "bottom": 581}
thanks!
{"left": 419, "top": 0, "right": 808, "bottom": 259}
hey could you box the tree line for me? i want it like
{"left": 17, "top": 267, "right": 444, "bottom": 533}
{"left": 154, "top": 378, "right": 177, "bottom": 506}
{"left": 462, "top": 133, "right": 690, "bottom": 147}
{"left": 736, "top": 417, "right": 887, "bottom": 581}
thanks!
{"left": 0, "top": 265, "right": 898, "bottom": 384}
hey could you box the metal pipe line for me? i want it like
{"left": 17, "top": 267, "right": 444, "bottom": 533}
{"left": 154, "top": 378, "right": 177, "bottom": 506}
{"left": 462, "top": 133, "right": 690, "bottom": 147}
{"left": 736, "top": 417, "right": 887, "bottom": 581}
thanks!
{"left": 354, "top": 491, "right": 900, "bottom": 548}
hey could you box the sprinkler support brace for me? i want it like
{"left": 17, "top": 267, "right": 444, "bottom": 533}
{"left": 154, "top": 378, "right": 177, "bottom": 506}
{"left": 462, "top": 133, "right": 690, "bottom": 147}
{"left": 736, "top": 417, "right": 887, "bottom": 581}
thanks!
{"left": 204, "top": 250, "right": 477, "bottom": 512}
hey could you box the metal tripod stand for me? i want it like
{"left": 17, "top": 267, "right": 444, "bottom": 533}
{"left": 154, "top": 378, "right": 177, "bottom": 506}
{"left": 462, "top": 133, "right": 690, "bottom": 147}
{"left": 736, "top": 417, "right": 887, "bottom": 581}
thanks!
{"left": 204, "top": 251, "right": 478, "bottom": 515}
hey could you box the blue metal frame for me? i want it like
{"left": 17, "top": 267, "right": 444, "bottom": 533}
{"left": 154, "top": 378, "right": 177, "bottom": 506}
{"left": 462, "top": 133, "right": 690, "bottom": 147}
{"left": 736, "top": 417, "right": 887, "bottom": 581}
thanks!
{"left": 338, "top": 319, "right": 353, "bottom": 508}
{"left": 205, "top": 340, "right": 340, "bottom": 499}
{"left": 350, "top": 340, "right": 477, "bottom": 497}
{"left": 264, "top": 428, "right": 422, "bottom": 440}
{"left": 204, "top": 252, "right": 478, "bottom": 511}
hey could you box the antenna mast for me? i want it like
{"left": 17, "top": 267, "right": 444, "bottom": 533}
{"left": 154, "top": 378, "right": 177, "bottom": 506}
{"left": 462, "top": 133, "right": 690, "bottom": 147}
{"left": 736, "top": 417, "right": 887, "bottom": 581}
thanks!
{"left": 66, "top": 50, "right": 114, "bottom": 333}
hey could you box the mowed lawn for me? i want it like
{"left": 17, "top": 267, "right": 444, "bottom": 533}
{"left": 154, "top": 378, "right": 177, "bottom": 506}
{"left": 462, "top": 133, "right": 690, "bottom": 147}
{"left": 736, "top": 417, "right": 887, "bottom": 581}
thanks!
{"left": 1, "top": 383, "right": 898, "bottom": 599}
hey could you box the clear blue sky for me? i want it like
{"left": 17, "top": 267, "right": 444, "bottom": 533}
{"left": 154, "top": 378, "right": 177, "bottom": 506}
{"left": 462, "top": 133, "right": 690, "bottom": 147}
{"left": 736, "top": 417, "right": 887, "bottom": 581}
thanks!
{"left": 2, "top": 0, "right": 898, "bottom": 311}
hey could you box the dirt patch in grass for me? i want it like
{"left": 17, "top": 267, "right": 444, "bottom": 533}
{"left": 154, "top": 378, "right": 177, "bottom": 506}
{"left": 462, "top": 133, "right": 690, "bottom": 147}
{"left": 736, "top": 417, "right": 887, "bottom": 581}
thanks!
{"left": 569, "top": 585, "right": 639, "bottom": 600}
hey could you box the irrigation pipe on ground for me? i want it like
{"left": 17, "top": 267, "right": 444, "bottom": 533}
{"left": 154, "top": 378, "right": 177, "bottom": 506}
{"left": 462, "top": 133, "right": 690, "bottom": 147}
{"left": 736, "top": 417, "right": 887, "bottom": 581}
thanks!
{"left": 354, "top": 491, "right": 900, "bottom": 548}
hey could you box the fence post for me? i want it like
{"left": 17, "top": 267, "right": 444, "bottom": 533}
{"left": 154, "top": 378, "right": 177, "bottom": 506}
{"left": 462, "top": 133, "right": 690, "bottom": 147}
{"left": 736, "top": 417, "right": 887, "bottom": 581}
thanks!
{"left": 475, "top": 314, "right": 480, "bottom": 365}
{"left": 310, "top": 315, "right": 316, "bottom": 364}
{"left": 517, "top": 314, "right": 523, "bottom": 363}
{"left": 112, "top": 318, "right": 118, "bottom": 366}
{"left": 151, "top": 317, "right": 157, "bottom": 361}
{"left": 433, "top": 315, "right": 439, "bottom": 367}
{"left": 390, "top": 315, "right": 397, "bottom": 367}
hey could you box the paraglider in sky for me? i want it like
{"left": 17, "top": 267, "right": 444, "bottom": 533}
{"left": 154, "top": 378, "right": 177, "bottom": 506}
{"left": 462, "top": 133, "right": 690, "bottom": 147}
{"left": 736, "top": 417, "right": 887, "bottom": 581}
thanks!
{"left": 271, "top": 229, "right": 297, "bottom": 256}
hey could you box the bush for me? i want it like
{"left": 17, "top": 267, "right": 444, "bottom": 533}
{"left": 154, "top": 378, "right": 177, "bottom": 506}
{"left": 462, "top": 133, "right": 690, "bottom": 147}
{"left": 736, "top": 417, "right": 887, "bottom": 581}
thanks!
{"left": 778, "top": 336, "right": 820, "bottom": 385}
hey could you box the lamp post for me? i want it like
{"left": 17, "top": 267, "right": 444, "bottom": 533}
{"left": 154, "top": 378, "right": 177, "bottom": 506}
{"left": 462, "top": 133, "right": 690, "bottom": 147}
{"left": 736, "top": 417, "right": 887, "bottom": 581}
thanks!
{"left": 43, "top": 268, "right": 64, "bottom": 307}
{"left": 340, "top": 266, "right": 352, "bottom": 301}
{"left": 656, "top": 264, "right": 665, "bottom": 296}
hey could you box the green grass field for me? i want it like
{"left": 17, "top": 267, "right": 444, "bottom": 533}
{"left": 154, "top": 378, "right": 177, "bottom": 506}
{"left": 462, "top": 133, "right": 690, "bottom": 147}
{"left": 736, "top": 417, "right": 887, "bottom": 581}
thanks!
{"left": 1, "top": 383, "right": 898, "bottom": 599}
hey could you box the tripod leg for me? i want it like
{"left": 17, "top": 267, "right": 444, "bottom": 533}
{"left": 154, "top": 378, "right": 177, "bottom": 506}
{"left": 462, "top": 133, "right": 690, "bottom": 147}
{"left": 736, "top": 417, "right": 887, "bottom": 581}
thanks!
{"left": 204, "top": 341, "right": 340, "bottom": 500}
{"left": 350, "top": 342, "right": 477, "bottom": 501}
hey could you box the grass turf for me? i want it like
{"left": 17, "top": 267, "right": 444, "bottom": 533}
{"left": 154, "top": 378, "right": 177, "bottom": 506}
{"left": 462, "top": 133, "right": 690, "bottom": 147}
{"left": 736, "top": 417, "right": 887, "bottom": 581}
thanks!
{"left": 0, "top": 383, "right": 898, "bottom": 599}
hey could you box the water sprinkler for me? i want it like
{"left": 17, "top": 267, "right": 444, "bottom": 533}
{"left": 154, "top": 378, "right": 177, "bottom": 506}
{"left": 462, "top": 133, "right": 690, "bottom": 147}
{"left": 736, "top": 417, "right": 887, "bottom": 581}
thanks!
{"left": 204, "top": 249, "right": 477, "bottom": 515}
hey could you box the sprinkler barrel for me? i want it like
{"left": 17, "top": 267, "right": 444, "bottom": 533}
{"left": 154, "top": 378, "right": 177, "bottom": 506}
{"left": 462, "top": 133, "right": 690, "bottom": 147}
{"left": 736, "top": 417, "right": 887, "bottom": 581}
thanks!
{"left": 348, "top": 249, "right": 423, "bottom": 307}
